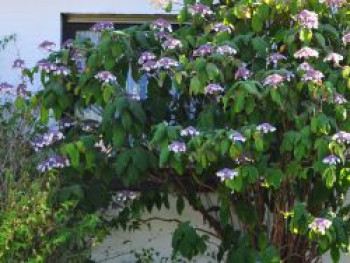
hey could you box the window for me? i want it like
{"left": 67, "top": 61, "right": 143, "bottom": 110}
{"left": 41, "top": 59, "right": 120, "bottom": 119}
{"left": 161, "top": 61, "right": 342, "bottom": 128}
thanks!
{"left": 61, "top": 13, "right": 178, "bottom": 43}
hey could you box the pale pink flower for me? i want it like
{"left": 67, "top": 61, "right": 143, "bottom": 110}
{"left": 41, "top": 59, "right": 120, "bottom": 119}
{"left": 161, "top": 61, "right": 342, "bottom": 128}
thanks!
{"left": 324, "top": 52, "right": 344, "bottom": 66}
{"left": 151, "top": 18, "right": 172, "bottom": 32}
{"left": 309, "top": 218, "right": 332, "bottom": 235}
{"left": 95, "top": 71, "right": 117, "bottom": 84}
{"left": 216, "top": 168, "right": 238, "bottom": 182}
{"left": 323, "top": 155, "right": 341, "bottom": 165}
{"left": 301, "top": 69, "right": 324, "bottom": 83}
{"left": 188, "top": 3, "right": 213, "bottom": 17}
{"left": 296, "top": 10, "right": 319, "bottom": 29}
{"left": 297, "top": 62, "right": 314, "bottom": 71}
{"left": 162, "top": 38, "right": 182, "bottom": 50}
{"left": 213, "top": 23, "right": 232, "bottom": 34}
{"left": 343, "top": 33, "right": 350, "bottom": 45}
{"left": 294, "top": 47, "right": 319, "bottom": 59}
{"left": 235, "top": 65, "right": 252, "bottom": 80}
{"left": 334, "top": 93, "right": 347, "bottom": 105}
{"left": 193, "top": 44, "right": 214, "bottom": 57}
{"left": 216, "top": 45, "right": 237, "bottom": 55}
{"left": 263, "top": 74, "right": 285, "bottom": 86}
{"left": 267, "top": 53, "right": 287, "bottom": 67}
{"left": 257, "top": 123, "right": 276, "bottom": 134}
{"left": 205, "top": 84, "right": 224, "bottom": 95}
{"left": 168, "top": 141, "right": 186, "bottom": 153}
{"left": 181, "top": 126, "right": 200, "bottom": 137}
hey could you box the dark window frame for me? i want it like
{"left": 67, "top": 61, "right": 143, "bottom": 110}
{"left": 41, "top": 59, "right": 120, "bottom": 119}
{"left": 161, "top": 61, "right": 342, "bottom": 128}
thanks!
{"left": 61, "top": 13, "right": 178, "bottom": 43}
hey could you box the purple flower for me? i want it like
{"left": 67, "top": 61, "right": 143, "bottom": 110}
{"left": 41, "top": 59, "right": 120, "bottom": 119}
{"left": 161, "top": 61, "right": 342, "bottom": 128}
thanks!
{"left": 54, "top": 66, "right": 70, "bottom": 76}
{"left": 257, "top": 123, "right": 276, "bottom": 134}
{"left": 323, "top": 155, "right": 341, "bottom": 165}
{"left": 157, "top": 57, "right": 179, "bottom": 69}
{"left": 151, "top": 18, "right": 172, "bottom": 32}
{"left": 31, "top": 130, "right": 65, "bottom": 151}
{"left": 229, "top": 132, "right": 246, "bottom": 143}
{"left": 188, "top": 3, "right": 213, "bottom": 17}
{"left": 193, "top": 44, "right": 214, "bottom": 57}
{"left": 39, "top": 40, "right": 56, "bottom": 52}
{"left": 141, "top": 60, "right": 158, "bottom": 72}
{"left": 16, "top": 84, "right": 28, "bottom": 97}
{"left": 309, "top": 218, "right": 332, "bottom": 235}
{"left": 62, "top": 39, "right": 74, "bottom": 49}
{"left": 296, "top": 10, "right": 319, "bottom": 29}
{"left": 301, "top": 69, "right": 324, "bottom": 83}
{"left": 334, "top": 93, "right": 347, "bottom": 105}
{"left": 213, "top": 23, "right": 232, "bottom": 34}
{"left": 324, "top": 52, "right": 344, "bottom": 66}
{"left": 263, "top": 74, "right": 285, "bottom": 86}
{"left": 180, "top": 126, "right": 200, "bottom": 137}
{"left": 297, "top": 62, "right": 314, "bottom": 71}
{"left": 37, "top": 155, "right": 70, "bottom": 173}
{"left": 216, "top": 45, "right": 237, "bottom": 56}
{"left": 205, "top": 84, "right": 224, "bottom": 95}
{"left": 155, "top": 31, "right": 171, "bottom": 40}
{"left": 324, "top": 0, "right": 346, "bottom": 12}
{"left": 162, "top": 38, "right": 182, "bottom": 50}
{"left": 294, "top": 47, "right": 319, "bottom": 59}
{"left": 343, "top": 33, "right": 350, "bottom": 45}
{"left": 168, "top": 141, "right": 186, "bottom": 153}
{"left": 71, "top": 49, "right": 85, "bottom": 61}
{"left": 266, "top": 53, "right": 287, "bottom": 67}
{"left": 95, "top": 71, "right": 116, "bottom": 84}
{"left": 332, "top": 131, "right": 350, "bottom": 144}
{"left": 0, "top": 82, "right": 14, "bottom": 93}
{"left": 216, "top": 168, "right": 238, "bottom": 182}
{"left": 235, "top": 65, "right": 252, "bottom": 80}
{"left": 90, "top": 22, "right": 114, "bottom": 32}
{"left": 37, "top": 60, "right": 57, "bottom": 72}
{"left": 138, "top": 52, "right": 156, "bottom": 65}
{"left": 284, "top": 71, "right": 295, "bottom": 82}
{"left": 13, "top": 59, "right": 25, "bottom": 69}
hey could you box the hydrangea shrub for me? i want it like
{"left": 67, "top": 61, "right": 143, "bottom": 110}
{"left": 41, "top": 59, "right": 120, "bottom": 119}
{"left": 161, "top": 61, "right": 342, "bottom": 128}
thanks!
{"left": 28, "top": 0, "right": 350, "bottom": 262}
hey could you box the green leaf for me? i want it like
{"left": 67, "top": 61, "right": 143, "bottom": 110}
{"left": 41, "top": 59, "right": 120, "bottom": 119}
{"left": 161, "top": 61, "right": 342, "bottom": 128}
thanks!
{"left": 40, "top": 106, "right": 49, "bottom": 124}
{"left": 252, "top": 15, "right": 263, "bottom": 33}
{"left": 299, "top": 29, "right": 312, "bottom": 44}
{"left": 252, "top": 37, "right": 268, "bottom": 57}
{"left": 234, "top": 90, "right": 246, "bottom": 113}
{"left": 172, "top": 222, "right": 207, "bottom": 260}
{"left": 190, "top": 76, "right": 202, "bottom": 95}
{"left": 176, "top": 195, "right": 185, "bottom": 215}
{"left": 254, "top": 134, "right": 264, "bottom": 152}
{"left": 121, "top": 111, "right": 133, "bottom": 130}
{"left": 103, "top": 85, "right": 113, "bottom": 103}
{"left": 112, "top": 125, "right": 126, "bottom": 147}
{"left": 225, "top": 176, "right": 243, "bottom": 192}
{"left": 330, "top": 247, "right": 340, "bottom": 263}
{"left": 323, "top": 167, "right": 336, "bottom": 188}
{"left": 206, "top": 63, "right": 220, "bottom": 80}
{"left": 65, "top": 144, "right": 80, "bottom": 168}
{"left": 159, "top": 146, "right": 170, "bottom": 168}
{"left": 264, "top": 168, "right": 283, "bottom": 188}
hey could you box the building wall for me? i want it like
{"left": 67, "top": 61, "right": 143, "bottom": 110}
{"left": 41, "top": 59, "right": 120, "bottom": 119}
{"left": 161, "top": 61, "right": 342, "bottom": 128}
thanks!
{"left": 0, "top": 1, "right": 349, "bottom": 262}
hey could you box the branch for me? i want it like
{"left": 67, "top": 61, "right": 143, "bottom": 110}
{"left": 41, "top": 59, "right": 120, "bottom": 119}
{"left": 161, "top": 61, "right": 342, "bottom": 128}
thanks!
{"left": 138, "top": 216, "right": 220, "bottom": 239}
